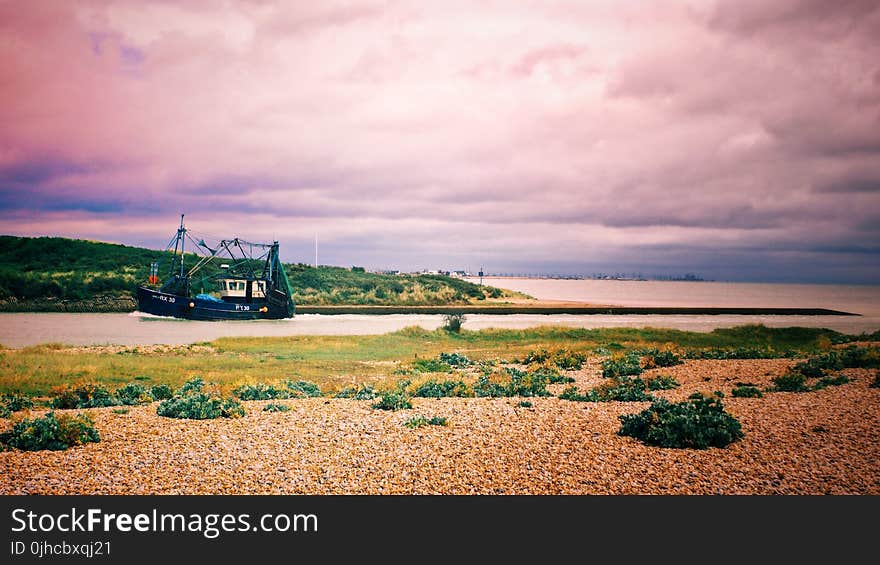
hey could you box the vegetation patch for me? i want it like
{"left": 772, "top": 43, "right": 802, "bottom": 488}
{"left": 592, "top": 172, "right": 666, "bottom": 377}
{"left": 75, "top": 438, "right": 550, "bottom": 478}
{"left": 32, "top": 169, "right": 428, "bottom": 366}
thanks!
{"left": 438, "top": 352, "right": 471, "bottom": 367}
{"left": 2, "top": 393, "right": 34, "bottom": 413}
{"left": 559, "top": 377, "right": 653, "bottom": 402}
{"left": 685, "top": 347, "right": 795, "bottom": 360}
{"left": 517, "top": 400, "right": 533, "bottom": 408}
{"left": 157, "top": 378, "right": 245, "bottom": 419}
{"left": 52, "top": 383, "right": 118, "bottom": 409}
{"left": 522, "top": 347, "right": 587, "bottom": 370}
{"left": 812, "top": 375, "right": 850, "bottom": 390}
{"left": 413, "top": 379, "right": 471, "bottom": 398}
{"left": 442, "top": 313, "right": 466, "bottom": 333}
{"left": 870, "top": 371, "right": 880, "bottom": 389}
{"left": 618, "top": 394, "right": 744, "bottom": 449}
{"left": 731, "top": 385, "right": 763, "bottom": 398}
{"left": 233, "top": 380, "right": 322, "bottom": 400}
{"left": 371, "top": 391, "right": 412, "bottom": 411}
{"left": 650, "top": 350, "right": 683, "bottom": 368}
{"left": 116, "top": 383, "right": 153, "bottom": 406}
{"left": 0, "top": 411, "right": 100, "bottom": 451}
{"left": 263, "top": 403, "right": 291, "bottom": 412}
{"left": 601, "top": 353, "right": 643, "bottom": 378}
{"left": 334, "top": 384, "right": 377, "bottom": 400}
{"left": 474, "top": 367, "right": 550, "bottom": 398}
{"left": 411, "top": 358, "right": 453, "bottom": 373}
{"left": 150, "top": 384, "right": 174, "bottom": 400}
{"left": 403, "top": 416, "right": 448, "bottom": 428}
{"left": 646, "top": 375, "right": 679, "bottom": 390}
{"left": 770, "top": 373, "right": 810, "bottom": 392}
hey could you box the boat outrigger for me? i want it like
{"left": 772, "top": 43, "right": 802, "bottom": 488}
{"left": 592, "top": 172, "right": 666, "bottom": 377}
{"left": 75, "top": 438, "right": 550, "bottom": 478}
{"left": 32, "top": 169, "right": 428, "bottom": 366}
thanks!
{"left": 136, "top": 215, "right": 295, "bottom": 320}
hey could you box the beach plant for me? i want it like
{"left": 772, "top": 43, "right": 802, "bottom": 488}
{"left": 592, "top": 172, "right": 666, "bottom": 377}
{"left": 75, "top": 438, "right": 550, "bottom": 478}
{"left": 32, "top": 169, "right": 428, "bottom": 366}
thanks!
{"left": 284, "top": 380, "right": 322, "bottom": 398}
{"left": 157, "top": 377, "right": 245, "bottom": 419}
{"left": 646, "top": 375, "right": 680, "bottom": 390}
{"left": 233, "top": 382, "right": 289, "bottom": 401}
{"left": 334, "top": 384, "right": 377, "bottom": 400}
{"left": 618, "top": 394, "right": 744, "bottom": 449}
{"left": 0, "top": 411, "right": 99, "bottom": 451}
{"left": 2, "top": 393, "right": 34, "bottom": 412}
{"left": 413, "top": 379, "right": 472, "bottom": 398}
{"left": 403, "top": 415, "right": 448, "bottom": 428}
{"left": 529, "top": 365, "right": 574, "bottom": 384}
{"left": 0, "top": 404, "right": 9, "bottom": 418}
{"left": 559, "top": 377, "right": 653, "bottom": 403}
{"left": 731, "top": 385, "right": 763, "bottom": 398}
{"left": 116, "top": 383, "right": 153, "bottom": 405}
{"left": 870, "top": 371, "right": 880, "bottom": 388}
{"left": 51, "top": 383, "right": 118, "bottom": 409}
{"left": 517, "top": 400, "right": 533, "bottom": 408}
{"left": 442, "top": 312, "right": 466, "bottom": 333}
{"left": 812, "top": 375, "right": 850, "bottom": 390}
{"left": 150, "top": 384, "right": 174, "bottom": 400}
{"left": 522, "top": 348, "right": 552, "bottom": 364}
{"left": 411, "top": 358, "right": 453, "bottom": 373}
{"left": 371, "top": 391, "right": 412, "bottom": 411}
{"left": 601, "top": 353, "right": 643, "bottom": 378}
{"left": 438, "top": 352, "right": 471, "bottom": 367}
{"left": 474, "top": 367, "right": 550, "bottom": 398}
{"left": 112, "top": 408, "right": 129, "bottom": 414}
{"left": 553, "top": 348, "right": 587, "bottom": 370}
{"left": 263, "top": 403, "right": 291, "bottom": 412}
{"left": 650, "top": 351, "right": 683, "bottom": 368}
{"left": 770, "top": 373, "right": 810, "bottom": 392}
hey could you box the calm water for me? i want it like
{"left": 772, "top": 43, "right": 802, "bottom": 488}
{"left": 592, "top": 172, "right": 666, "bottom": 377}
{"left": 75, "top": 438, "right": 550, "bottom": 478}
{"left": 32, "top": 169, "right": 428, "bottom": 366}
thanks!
{"left": 1, "top": 279, "right": 877, "bottom": 347}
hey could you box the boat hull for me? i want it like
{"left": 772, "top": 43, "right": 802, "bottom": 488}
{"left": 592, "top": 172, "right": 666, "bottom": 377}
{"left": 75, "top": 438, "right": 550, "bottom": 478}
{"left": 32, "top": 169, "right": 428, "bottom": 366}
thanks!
{"left": 136, "top": 287, "right": 293, "bottom": 321}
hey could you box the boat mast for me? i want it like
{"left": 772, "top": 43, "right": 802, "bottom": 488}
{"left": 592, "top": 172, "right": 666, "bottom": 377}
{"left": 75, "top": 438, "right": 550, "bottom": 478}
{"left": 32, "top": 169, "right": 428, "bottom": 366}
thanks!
{"left": 178, "top": 214, "right": 186, "bottom": 278}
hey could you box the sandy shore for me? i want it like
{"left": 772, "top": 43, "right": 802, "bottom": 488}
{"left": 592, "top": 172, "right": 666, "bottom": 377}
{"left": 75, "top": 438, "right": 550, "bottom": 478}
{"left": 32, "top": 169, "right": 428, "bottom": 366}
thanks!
{"left": 2, "top": 358, "right": 878, "bottom": 495}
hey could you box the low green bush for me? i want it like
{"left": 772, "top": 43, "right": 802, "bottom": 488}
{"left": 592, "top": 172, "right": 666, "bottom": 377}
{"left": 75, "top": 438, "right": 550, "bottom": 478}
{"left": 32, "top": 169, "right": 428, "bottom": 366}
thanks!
{"left": 150, "top": 384, "right": 174, "bottom": 400}
{"left": 334, "top": 384, "right": 378, "bottom": 400}
{"left": 412, "top": 358, "right": 453, "bottom": 373}
{"left": 0, "top": 405, "right": 9, "bottom": 418}
{"left": 263, "top": 403, "right": 291, "bottom": 412}
{"left": 602, "top": 353, "right": 643, "bottom": 378}
{"left": 403, "top": 415, "right": 448, "bottom": 428}
{"left": 157, "top": 377, "right": 245, "bottom": 419}
{"left": 233, "top": 380, "right": 322, "bottom": 400}
{"left": 0, "top": 412, "right": 100, "bottom": 451}
{"left": 870, "top": 371, "right": 880, "bottom": 388}
{"left": 646, "top": 375, "right": 679, "bottom": 390}
{"left": 517, "top": 400, "right": 533, "bottom": 408}
{"left": 686, "top": 347, "right": 793, "bottom": 360}
{"left": 651, "top": 351, "right": 683, "bottom": 367}
{"left": 116, "top": 383, "right": 153, "bottom": 406}
{"left": 474, "top": 367, "right": 550, "bottom": 398}
{"left": 559, "top": 377, "right": 653, "bottom": 402}
{"left": 770, "top": 373, "right": 810, "bottom": 392}
{"left": 413, "top": 379, "right": 472, "bottom": 398}
{"left": 51, "top": 383, "right": 118, "bottom": 409}
{"left": 285, "top": 380, "right": 322, "bottom": 398}
{"left": 813, "top": 375, "right": 850, "bottom": 390}
{"left": 371, "top": 391, "right": 412, "bottom": 411}
{"left": 618, "top": 394, "right": 744, "bottom": 449}
{"left": 438, "top": 352, "right": 471, "bottom": 367}
{"left": 2, "top": 393, "right": 34, "bottom": 412}
{"left": 553, "top": 348, "right": 587, "bottom": 370}
{"left": 731, "top": 385, "right": 763, "bottom": 398}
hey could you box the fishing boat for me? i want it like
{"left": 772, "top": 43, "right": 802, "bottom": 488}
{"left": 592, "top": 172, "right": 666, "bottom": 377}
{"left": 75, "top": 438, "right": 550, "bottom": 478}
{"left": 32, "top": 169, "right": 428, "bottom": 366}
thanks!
{"left": 136, "top": 215, "right": 295, "bottom": 320}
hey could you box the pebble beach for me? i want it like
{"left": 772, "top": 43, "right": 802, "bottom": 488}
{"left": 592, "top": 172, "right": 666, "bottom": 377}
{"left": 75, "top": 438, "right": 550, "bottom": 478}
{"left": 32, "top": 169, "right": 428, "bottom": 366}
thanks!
{"left": 3, "top": 357, "right": 878, "bottom": 495}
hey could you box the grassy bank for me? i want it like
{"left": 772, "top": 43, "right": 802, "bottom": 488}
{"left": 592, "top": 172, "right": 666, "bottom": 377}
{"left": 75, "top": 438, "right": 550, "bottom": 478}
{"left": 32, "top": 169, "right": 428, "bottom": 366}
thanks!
{"left": 0, "top": 235, "right": 524, "bottom": 310}
{"left": 1, "top": 324, "right": 872, "bottom": 397}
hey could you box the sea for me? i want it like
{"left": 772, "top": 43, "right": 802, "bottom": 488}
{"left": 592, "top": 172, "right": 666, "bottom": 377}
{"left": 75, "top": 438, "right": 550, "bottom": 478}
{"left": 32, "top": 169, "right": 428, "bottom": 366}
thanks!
{"left": 0, "top": 279, "right": 877, "bottom": 348}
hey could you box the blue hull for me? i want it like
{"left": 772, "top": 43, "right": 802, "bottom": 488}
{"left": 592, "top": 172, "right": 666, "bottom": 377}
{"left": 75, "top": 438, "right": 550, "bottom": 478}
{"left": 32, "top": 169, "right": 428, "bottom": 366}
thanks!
{"left": 136, "top": 287, "right": 293, "bottom": 320}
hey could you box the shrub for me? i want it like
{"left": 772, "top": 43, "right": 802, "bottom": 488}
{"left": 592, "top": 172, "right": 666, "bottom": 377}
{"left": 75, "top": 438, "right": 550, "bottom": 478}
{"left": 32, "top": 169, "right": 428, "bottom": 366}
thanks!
{"left": 602, "top": 353, "right": 643, "bottom": 378}
{"left": 559, "top": 377, "right": 653, "bottom": 402}
{"left": 686, "top": 347, "right": 790, "bottom": 360}
{"left": 51, "top": 383, "right": 118, "bottom": 409}
{"left": 0, "top": 404, "right": 9, "bottom": 418}
{"left": 150, "top": 384, "right": 174, "bottom": 400}
{"left": 870, "top": 371, "right": 880, "bottom": 388}
{"left": 530, "top": 365, "right": 575, "bottom": 384}
{"left": 264, "top": 403, "right": 291, "bottom": 412}
{"left": 112, "top": 408, "right": 129, "bottom": 414}
{"left": 116, "top": 383, "right": 153, "bottom": 406}
{"left": 2, "top": 393, "right": 34, "bottom": 412}
{"left": 522, "top": 348, "right": 551, "bottom": 364}
{"left": 646, "top": 375, "right": 679, "bottom": 390}
{"left": 442, "top": 313, "right": 465, "bottom": 333}
{"left": 793, "top": 353, "right": 841, "bottom": 378}
{"left": 813, "top": 375, "right": 850, "bottom": 390}
{"left": 618, "top": 394, "right": 744, "bottom": 449}
{"left": 474, "top": 367, "right": 550, "bottom": 398}
{"left": 771, "top": 373, "right": 810, "bottom": 392}
{"left": 404, "top": 416, "right": 448, "bottom": 428}
{"left": 438, "top": 352, "right": 471, "bottom": 367}
{"left": 0, "top": 412, "right": 99, "bottom": 451}
{"left": 157, "top": 378, "right": 245, "bottom": 419}
{"left": 838, "top": 346, "right": 880, "bottom": 369}
{"left": 553, "top": 348, "right": 587, "bottom": 370}
{"left": 651, "top": 351, "right": 682, "bottom": 368}
{"left": 334, "top": 384, "right": 378, "bottom": 400}
{"left": 371, "top": 391, "right": 412, "bottom": 411}
{"left": 413, "top": 379, "right": 471, "bottom": 398}
{"left": 731, "top": 385, "right": 763, "bottom": 398}
{"left": 284, "top": 380, "right": 322, "bottom": 398}
{"left": 517, "top": 400, "right": 533, "bottom": 408}
{"left": 412, "top": 358, "right": 453, "bottom": 373}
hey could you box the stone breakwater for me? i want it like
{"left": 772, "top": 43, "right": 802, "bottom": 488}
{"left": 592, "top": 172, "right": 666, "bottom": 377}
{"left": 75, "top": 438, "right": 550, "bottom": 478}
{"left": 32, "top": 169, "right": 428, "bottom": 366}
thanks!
{"left": 1, "top": 358, "right": 878, "bottom": 494}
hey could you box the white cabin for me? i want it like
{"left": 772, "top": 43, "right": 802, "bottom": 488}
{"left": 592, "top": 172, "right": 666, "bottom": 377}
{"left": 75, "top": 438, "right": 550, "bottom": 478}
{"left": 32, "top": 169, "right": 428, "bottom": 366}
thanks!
{"left": 219, "top": 279, "right": 266, "bottom": 299}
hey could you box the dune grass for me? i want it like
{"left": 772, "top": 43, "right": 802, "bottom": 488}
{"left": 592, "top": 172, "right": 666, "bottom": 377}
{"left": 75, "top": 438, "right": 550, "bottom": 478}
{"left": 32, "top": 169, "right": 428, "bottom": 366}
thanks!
{"left": 0, "top": 324, "right": 856, "bottom": 397}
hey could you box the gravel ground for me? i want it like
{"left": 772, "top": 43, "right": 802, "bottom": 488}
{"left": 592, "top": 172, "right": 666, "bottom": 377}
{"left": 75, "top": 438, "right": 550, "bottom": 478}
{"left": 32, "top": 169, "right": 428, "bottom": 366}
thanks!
{"left": 2, "top": 358, "right": 878, "bottom": 494}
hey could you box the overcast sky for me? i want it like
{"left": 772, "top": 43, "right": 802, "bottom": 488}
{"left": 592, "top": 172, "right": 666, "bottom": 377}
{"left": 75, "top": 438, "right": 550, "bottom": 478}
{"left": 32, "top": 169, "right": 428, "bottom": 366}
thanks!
{"left": 1, "top": 0, "right": 879, "bottom": 282}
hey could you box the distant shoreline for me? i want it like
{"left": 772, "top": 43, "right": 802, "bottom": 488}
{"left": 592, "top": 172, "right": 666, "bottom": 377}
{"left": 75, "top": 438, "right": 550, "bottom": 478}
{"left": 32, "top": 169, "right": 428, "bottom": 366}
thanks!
{"left": 295, "top": 305, "right": 858, "bottom": 316}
